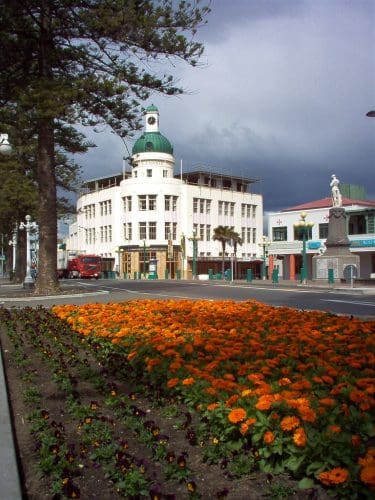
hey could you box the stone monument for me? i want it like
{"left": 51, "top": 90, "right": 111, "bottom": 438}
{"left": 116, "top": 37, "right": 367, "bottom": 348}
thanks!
{"left": 313, "top": 175, "right": 360, "bottom": 281}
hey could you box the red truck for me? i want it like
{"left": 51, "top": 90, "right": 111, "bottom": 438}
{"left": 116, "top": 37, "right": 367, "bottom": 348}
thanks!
{"left": 58, "top": 254, "right": 101, "bottom": 279}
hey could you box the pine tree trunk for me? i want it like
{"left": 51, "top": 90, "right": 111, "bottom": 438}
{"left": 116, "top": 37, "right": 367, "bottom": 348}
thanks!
{"left": 34, "top": 6, "right": 59, "bottom": 295}
{"left": 35, "top": 119, "right": 59, "bottom": 294}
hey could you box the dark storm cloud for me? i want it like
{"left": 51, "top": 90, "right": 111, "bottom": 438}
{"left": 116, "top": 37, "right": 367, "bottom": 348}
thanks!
{"left": 78, "top": 0, "right": 375, "bottom": 212}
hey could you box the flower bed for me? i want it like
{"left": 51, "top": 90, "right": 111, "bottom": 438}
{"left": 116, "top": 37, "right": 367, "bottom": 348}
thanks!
{"left": 50, "top": 299, "right": 375, "bottom": 498}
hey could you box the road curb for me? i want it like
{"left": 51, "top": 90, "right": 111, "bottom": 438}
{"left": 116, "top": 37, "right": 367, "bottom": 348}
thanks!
{"left": 0, "top": 290, "right": 109, "bottom": 302}
{"left": 0, "top": 347, "right": 23, "bottom": 499}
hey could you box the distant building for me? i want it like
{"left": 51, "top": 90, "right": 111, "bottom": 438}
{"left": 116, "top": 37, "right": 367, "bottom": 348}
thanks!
{"left": 268, "top": 196, "right": 375, "bottom": 280}
{"left": 67, "top": 105, "right": 263, "bottom": 278}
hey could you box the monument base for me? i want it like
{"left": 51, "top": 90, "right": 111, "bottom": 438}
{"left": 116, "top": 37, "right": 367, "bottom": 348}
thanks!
{"left": 313, "top": 206, "right": 360, "bottom": 281}
{"left": 312, "top": 253, "right": 360, "bottom": 281}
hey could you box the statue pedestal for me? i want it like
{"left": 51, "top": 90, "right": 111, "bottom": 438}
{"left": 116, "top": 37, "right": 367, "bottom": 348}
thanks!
{"left": 313, "top": 207, "right": 360, "bottom": 281}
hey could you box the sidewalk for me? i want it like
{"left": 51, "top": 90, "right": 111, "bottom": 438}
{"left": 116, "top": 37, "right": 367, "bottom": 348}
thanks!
{"left": 0, "top": 277, "right": 375, "bottom": 299}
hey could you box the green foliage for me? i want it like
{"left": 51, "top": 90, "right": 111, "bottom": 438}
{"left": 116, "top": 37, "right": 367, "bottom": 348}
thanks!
{"left": 0, "top": 0, "right": 210, "bottom": 292}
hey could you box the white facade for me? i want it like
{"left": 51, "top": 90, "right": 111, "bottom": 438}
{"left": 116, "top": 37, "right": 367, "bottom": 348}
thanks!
{"left": 267, "top": 198, "right": 375, "bottom": 280}
{"left": 67, "top": 106, "right": 263, "bottom": 278}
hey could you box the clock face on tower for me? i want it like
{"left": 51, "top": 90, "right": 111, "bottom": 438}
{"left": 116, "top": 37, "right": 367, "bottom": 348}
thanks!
{"left": 147, "top": 116, "right": 156, "bottom": 125}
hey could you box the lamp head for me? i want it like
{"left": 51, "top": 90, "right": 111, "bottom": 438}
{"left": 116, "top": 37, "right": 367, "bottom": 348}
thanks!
{"left": 0, "top": 134, "right": 12, "bottom": 155}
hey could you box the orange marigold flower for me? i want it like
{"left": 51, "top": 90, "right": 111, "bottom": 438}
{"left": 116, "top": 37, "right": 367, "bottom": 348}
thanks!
{"left": 241, "top": 389, "right": 253, "bottom": 397}
{"left": 228, "top": 407, "right": 247, "bottom": 424}
{"left": 225, "top": 394, "right": 240, "bottom": 407}
{"left": 293, "top": 427, "right": 307, "bottom": 447}
{"left": 280, "top": 416, "right": 300, "bottom": 432}
{"left": 255, "top": 395, "right": 274, "bottom": 411}
{"left": 278, "top": 377, "right": 292, "bottom": 386}
{"left": 182, "top": 377, "right": 195, "bottom": 385}
{"left": 263, "top": 430, "right": 275, "bottom": 445}
{"left": 167, "top": 378, "right": 179, "bottom": 388}
{"left": 358, "top": 448, "right": 375, "bottom": 467}
{"left": 319, "top": 398, "right": 335, "bottom": 406}
{"left": 328, "top": 425, "right": 341, "bottom": 433}
{"left": 184, "top": 343, "right": 194, "bottom": 354}
{"left": 360, "top": 465, "right": 375, "bottom": 487}
{"left": 298, "top": 407, "right": 317, "bottom": 423}
{"left": 207, "top": 402, "right": 220, "bottom": 411}
{"left": 240, "top": 423, "right": 249, "bottom": 435}
{"left": 319, "top": 467, "right": 349, "bottom": 486}
{"left": 246, "top": 417, "right": 256, "bottom": 426}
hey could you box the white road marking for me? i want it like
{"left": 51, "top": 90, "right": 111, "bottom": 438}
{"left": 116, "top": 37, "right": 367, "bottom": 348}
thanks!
{"left": 321, "top": 299, "right": 375, "bottom": 307}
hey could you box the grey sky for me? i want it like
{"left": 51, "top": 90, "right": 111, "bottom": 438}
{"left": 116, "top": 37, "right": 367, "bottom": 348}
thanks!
{"left": 77, "top": 0, "right": 375, "bottom": 212}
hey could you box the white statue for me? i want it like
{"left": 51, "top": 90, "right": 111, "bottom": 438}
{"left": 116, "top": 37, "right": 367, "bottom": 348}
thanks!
{"left": 330, "top": 174, "right": 342, "bottom": 207}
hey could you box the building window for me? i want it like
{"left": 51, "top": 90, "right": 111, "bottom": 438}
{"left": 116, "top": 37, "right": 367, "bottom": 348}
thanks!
{"left": 319, "top": 223, "right": 329, "bottom": 239}
{"left": 163, "top": 169, "right": 168, "bottom": 177}
{"left": 200, "top": 224, "right": 204, "bottom": 241}
{"left": 147, "top": 169, "right": 152, "bottom": 177}
{"left": 99, "top": 200, "right": 111, "bottom": 216}
{"left": 138, "top": 195, "right": 147, "bottom": 211}
{"left": 230, "top": 203, "right": 235, "bottom": 216}
{"left": 84, "top": 204, "right": 96, "bottom": 219}
{"left": 99, "top": 225, "right": 112, "bottom": 242}
{"left": 294, "top": 227, "right": 313, "bottom": 241}
{"left": 123, "top": 196, "right": 132, "bottom": 212}
{"left": 148, "top": 195, "right": 157, "bottom": 210}
{"left": 149, "top": 222, "right": 157, "bottom": 240}
{"left": 206, "top": 200, "right": 211, "bottom": 214}
{"left": 241, "top": 203, "right": 253, "bottom": 218}
{"left": 252, "top": 205, "right": 256, "bottom": 218}
{"left": 124, "top": 222, "right": 132, "bottom": 241}
{"left": 172, "top": 222, "right": 177, "bottom": 240}
{"left": 272, "top": 226, "right": 287, "bottom": 241}
{"left": 206, "top": 225, "right": 211, "bottom": 241}
{"left": 139, "top": 222, "right": 147, "bottom": 240}
{"left": 246, "top": 228, "right": 251, "bottom": 243}
{"left": 241, "top": 227, "right": 246, "bottom": 242}
{"left": 200, "top": 199, "right": 204, "bottom": 214}
{"left": 368, "top": 215, "right": 375, "bottom": 234}
{"left": 193, "top": 198, "right": 198, "bottom": 213}
{"left": 218, "top": 201, "right": 223, "bottom": 215}
{"left": 165, "top": 196, "right": 171, "bottom": 211}
{"left": 165, "top": 222, "right": 171, "bottom": 240}
{"left": 252, "top": 228, "right": 256, "bottom": 244}
{"left": 165, "top": 195, "right": 177, "bottom": 211}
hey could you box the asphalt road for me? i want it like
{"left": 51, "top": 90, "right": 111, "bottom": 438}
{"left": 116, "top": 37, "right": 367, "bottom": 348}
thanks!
{"left": 2, "top": 279, "right": 375, "bottom": 319}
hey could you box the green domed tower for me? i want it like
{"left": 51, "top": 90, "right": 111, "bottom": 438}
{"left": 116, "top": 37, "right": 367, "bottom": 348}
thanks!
{"left": 132, "top": 105, "right": 173, "bottom": 155}
{"left": 131, "top": 105, "right": 175, "bottom": 178}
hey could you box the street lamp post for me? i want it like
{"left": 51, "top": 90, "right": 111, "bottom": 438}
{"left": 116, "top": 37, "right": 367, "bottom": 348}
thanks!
{"left": 9, "top": 226, "right": 18, "bottom": 275}
{"left": 19, "top": 215, "right": 38, "bottom": 289}
{"left": 259, "top": 236, "right": 271, "bottom": 280}
{"left": 293, "top": 212, "right": 314, "bottom": 284}
{"left": 140, "top": 240, "right": 148, "bottom": 278}
{"left": 188, "top": 229, "right": 199, "bottom": 279}
{"left": 0, "top": 134, "right": 12, "bottom": 279}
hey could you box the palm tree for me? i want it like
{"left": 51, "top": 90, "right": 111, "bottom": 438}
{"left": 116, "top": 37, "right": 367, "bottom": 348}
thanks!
{"left": 228, "top": 229, "right": 243, "bottom": 279}
{"left": 212, "top": 225, "right": 233, "bottom": 278}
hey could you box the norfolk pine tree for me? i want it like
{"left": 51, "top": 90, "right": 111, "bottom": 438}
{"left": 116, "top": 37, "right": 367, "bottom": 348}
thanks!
{"left": 0, "top": 0, "right": 210, "bottom": 294}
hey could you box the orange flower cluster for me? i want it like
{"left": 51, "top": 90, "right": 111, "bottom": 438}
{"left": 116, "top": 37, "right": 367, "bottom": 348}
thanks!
{"left": 52, "top": 299, "right": 375, "bottom": 490}
{"left": 318, "top": 467, "right": 349, "bottom": 485}
{"left": 358, "top": 447, "right": 375, "bottom": 489}
{"left": 227, "top": 407, "right": 246, "bottom": 424}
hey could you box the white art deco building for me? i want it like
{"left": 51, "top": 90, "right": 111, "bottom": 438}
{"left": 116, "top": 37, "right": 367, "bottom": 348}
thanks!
{"left": 67, "top": 105, "right": 263, "bottom": 279}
